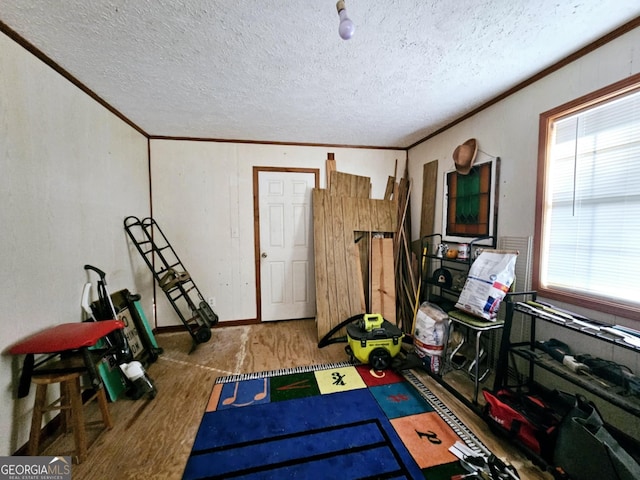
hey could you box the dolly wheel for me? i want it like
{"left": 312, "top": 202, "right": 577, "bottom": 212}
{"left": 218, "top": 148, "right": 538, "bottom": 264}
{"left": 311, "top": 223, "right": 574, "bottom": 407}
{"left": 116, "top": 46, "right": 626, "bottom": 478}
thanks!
{"left": 195, "top": 327, "right": 212, "bottom": 344}
{"left": 369, "top": 348, "right": 392, "bottom": 370}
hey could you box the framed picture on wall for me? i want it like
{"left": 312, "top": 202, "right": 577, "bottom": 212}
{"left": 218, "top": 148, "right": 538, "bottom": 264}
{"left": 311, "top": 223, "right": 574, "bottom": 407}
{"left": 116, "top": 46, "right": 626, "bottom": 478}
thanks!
{"left": 442, "top": 157, "right": 500, "bottom": 246}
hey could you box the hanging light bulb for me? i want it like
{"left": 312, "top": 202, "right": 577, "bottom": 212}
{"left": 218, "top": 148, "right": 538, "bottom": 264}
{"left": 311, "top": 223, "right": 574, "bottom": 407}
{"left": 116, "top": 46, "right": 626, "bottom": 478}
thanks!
{"left": 336, "top": 0, "right": 355, "bottom": 40}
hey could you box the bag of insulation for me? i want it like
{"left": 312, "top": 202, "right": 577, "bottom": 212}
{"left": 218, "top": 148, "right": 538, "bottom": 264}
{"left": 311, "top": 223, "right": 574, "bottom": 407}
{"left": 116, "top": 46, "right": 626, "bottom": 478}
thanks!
{"left": 413, "top": 302, "right": 449, "bottom": 374}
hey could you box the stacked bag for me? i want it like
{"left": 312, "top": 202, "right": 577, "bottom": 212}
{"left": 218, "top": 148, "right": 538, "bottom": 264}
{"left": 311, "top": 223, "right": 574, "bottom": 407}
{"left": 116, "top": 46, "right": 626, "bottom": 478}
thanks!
{"left": 554, "top": 395, "right": 640, "bottom": 480}
{"left": 482, "top": 388, "right": 640, "bottom": 479}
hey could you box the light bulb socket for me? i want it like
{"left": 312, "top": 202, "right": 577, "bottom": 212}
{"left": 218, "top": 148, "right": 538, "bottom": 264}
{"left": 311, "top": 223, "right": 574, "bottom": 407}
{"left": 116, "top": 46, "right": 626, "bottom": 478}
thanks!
{"left": 336, "top": 0, "right": 346, "bottom": 13}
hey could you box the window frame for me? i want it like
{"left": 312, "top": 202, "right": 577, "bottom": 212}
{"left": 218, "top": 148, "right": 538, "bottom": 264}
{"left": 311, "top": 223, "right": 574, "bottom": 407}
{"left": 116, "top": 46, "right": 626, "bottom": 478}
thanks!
{"left": 533, "top": 72, "right": 640, "bottom": 321}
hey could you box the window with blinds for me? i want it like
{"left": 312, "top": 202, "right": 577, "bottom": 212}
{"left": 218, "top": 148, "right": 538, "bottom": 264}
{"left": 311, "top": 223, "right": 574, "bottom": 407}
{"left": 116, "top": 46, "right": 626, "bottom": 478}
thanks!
{"left": 534, "top": 74, "right": 640, "bottom": 320}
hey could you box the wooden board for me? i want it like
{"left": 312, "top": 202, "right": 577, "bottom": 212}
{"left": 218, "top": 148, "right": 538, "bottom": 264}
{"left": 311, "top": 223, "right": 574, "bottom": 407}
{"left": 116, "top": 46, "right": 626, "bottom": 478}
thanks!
{"left": 351, "top": 241, "right": 367, "bottom": 312}
{"left": 341, "top": 197, "right": 362, "bottom": 320}
{"left": 330, "top": 196, "right": 351, "bottom": 323}
{"left": 326, "top": 153, "right": 336, "bottom": 189}
{"left": 331, "top": 171, "right": 371, "bottom": 198}
{"left": 420, "top": 160, "right": 438, "bottom": 239}
{"left": 383, "top": 176, "right": 396, "bottom": 200}
{"left": 370, "top": 237, "right": 396, "bottom": 323}
{"left": 312, "top": 189, "right": 330, "bottom": 330}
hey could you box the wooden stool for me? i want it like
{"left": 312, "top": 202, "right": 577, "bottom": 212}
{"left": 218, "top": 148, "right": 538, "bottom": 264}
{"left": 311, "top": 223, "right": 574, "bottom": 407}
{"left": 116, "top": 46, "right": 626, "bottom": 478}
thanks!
{"left": 28, "top": 371, "right": 113, "bottom": 463}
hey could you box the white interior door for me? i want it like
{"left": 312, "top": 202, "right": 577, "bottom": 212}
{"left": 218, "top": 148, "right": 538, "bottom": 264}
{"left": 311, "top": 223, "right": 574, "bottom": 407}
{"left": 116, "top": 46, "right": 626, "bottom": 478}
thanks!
{"left": 258, "top": 171, "right": 316, "bottom": 321}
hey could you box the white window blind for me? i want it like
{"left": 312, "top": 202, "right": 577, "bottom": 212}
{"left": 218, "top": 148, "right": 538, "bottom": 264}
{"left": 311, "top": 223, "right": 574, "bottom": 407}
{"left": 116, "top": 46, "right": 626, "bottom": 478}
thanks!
{"left": 541, "top": 89, "right": 640, "bottom": 305}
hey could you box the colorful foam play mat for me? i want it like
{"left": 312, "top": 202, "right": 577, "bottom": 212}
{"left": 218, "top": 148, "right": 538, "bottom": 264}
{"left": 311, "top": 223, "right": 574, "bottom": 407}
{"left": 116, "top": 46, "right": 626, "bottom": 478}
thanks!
{"left": 183, "top": 362, "right": 493, "bottom": 479}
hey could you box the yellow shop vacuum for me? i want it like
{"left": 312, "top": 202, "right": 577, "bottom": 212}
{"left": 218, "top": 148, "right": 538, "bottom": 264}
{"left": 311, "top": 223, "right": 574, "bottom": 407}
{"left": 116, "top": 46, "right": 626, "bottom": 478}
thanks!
{"left": 345, "top": 314, "right": 404, "bottom": 370}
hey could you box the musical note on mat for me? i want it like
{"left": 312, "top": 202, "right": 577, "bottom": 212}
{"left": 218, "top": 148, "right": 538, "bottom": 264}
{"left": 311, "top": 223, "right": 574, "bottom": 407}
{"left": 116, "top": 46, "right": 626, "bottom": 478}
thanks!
{"left": 222, "top": 382, "right": 240, "bottom": 405}
{"left": 221, "top": 379, "right": 268, "bottom": 407}
{"left": 253, "top": 379, "right": 267, "bottom": 401}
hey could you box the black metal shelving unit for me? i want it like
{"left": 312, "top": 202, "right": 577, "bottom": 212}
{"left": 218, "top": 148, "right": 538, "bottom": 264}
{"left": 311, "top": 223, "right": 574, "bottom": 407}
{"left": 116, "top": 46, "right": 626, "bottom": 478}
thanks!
{"left": 494, "top": 291, "right": 640, "bottom": 415}
{"left": 487, "top": 290, "right": 640, "bottom": 471}
{"left": 419, "top": 234, "right": 496, "bottom": 307}
{"left": 416, "top": 234, "right": 501, "bottom": 413}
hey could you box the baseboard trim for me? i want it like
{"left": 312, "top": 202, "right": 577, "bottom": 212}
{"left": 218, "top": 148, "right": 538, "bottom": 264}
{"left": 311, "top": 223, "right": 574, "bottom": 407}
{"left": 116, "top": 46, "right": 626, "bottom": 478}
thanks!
{"left": 154, "top": 318, "right": 260, "bottom": 334}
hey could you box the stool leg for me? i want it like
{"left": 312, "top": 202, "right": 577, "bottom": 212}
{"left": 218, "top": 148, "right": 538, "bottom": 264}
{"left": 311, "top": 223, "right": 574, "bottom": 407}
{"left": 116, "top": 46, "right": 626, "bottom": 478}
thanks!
{"left": 96, "top": 388, "right": 113, "bottom": 429}
{"left": 60, "top": 380, "right": 72, "bottom": 433}
{"left": 28, "top": 384, "right": 48, "bottom": 456}
{"left": 68, "top": 377, "right": 87, "bottom": 463}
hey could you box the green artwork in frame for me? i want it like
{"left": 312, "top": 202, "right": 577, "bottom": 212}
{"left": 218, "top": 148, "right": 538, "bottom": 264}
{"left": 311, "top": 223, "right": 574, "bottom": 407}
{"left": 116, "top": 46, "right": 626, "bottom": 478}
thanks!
{"left": 454, "top": 170, "right": 482, "bottom": 224}
{"left": 443, "top": 158, "right": 499, "bottom": 244}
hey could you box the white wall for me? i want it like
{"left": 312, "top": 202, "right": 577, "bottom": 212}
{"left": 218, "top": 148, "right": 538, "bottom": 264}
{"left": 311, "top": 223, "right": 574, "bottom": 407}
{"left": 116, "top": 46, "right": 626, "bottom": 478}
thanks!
{"left": 407, "top": 26, "right": 640, "bottom": 433}
{"left": 0, "top": 32, "right": 150, "bottom": 455}
{"left": 149, "top": 140, "right": 406, "bottom": 325}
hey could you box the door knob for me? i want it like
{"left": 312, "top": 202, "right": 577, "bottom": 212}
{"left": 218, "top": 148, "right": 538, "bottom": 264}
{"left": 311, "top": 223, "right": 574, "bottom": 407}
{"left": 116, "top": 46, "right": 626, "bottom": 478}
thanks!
{"left": 261, "top": 252, "right": 267, "bottom": 258}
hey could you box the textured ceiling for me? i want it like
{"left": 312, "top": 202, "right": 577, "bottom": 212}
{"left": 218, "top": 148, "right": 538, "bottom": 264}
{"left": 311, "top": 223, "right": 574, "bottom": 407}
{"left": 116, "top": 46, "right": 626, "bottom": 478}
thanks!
{"left": 1, "top": 1, "right": 640, "bottom": 148}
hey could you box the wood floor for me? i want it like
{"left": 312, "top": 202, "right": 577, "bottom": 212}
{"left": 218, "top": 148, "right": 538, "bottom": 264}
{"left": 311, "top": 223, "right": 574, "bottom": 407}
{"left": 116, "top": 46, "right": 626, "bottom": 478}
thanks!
{"left": 37, "top": 319, "right": 552, "bottom": 479}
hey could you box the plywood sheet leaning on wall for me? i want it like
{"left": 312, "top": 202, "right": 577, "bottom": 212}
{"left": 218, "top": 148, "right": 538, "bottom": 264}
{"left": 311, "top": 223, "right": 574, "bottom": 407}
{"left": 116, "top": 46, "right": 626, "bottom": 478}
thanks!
{"left": 313, "top": 186, "right": 397, "bottom": 340}
{"left": 371, "top": 236, "right": 396, "bottom": 323}
{"left": 420, "top": 160, "right": 438, "bottom": 239}
{"left": 329, "top": 170, "right": 371, "bottom": 198}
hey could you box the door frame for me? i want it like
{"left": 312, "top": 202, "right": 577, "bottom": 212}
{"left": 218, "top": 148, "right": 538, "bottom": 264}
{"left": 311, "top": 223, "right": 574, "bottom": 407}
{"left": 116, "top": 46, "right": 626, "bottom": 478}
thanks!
{"left": 253, "top": 166, "right": 320, "bottom": 321}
